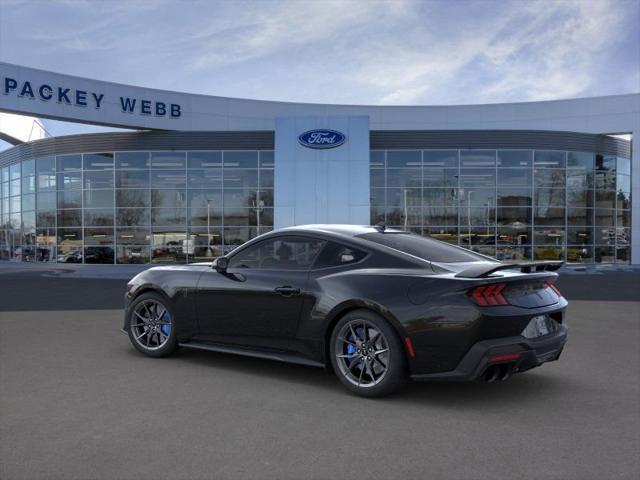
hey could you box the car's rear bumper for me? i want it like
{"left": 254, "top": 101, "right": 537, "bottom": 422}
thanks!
{"left": 410, "top": 324, "right": 568, "bottom": 382}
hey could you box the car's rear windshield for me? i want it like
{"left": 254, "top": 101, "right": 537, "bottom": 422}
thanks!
{"left": 356, "top": 232, "right": 488, "bottom": 263}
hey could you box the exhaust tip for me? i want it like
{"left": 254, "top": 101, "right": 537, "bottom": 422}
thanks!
{"left": 483, "top": 365, "right": 501, "bottom": 383}
{"left": 482, "top": 363, "right": 516, "bottom": 382}
{"left": 500, "top": 364, "right": 513, "bottom": 381}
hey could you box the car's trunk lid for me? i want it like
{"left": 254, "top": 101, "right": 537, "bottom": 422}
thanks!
{"left": 434, "top": 261, "right": 563, "bottom": 308}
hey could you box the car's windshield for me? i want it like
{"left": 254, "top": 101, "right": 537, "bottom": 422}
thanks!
{"left": 356, "top": 232, "right": 489, "bottom": 263}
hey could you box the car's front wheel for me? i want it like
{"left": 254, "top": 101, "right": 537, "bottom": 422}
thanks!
{"left": 127, "top": 292, "right": 178, "bottom": 358}
{"left": 330, "top": 309, "right": 408, "bottom": 397}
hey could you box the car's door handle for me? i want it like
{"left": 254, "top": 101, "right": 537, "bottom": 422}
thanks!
{"left": 274, "top": 286, "right": 301, "bottom": 296}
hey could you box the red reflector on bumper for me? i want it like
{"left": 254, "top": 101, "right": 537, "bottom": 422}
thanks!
{"left": 405, "top": 337, "right": 416, "bottom": 358}
{"left": 488, "top": 353, "right": 521, "bottom": 362}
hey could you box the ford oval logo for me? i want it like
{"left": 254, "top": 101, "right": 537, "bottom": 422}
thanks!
{"left": 298, "top": 129, "right": 346, "bottom": 149}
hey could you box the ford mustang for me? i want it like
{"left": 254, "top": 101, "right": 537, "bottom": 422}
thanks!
{"left": 123, "top": 225, "right": 568, "bottom": 397}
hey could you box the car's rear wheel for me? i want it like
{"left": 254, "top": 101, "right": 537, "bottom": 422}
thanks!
{"left": 330, "top": 309, "right": 408, "bottom": 397}
{"left": 127, "top": 292, "right": 178, "bottom": 358}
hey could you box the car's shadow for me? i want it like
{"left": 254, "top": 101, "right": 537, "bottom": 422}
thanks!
{"left": 394, "top": 373, "right": 570, "bottom": 407}
{"left": 122, "top": 344, "right": 573, "bottom": 407}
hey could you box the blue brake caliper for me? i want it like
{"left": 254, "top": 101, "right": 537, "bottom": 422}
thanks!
{"left": 345, "top": 327, "right": 363, "bottom": 366}
{"left": 161, "top": 311, "right": 171, "bottom": 336}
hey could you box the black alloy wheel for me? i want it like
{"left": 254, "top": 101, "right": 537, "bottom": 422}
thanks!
{"left": 330, "top": 309, "right": 408, "bottom": 397}
{"left": 127, "top": 292, "right": 178, "bottom": 358}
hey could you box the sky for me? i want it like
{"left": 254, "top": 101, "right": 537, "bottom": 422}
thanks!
{"left": 0, "top": 0, "right": 638, "bottom": 142}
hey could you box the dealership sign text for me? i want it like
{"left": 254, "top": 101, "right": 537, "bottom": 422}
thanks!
{"left": 2, "top": 76, "right": 182, "bottom": 118}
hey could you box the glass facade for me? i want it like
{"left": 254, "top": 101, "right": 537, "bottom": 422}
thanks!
{"left": 0, "top": 147, "right": 632, "bottom": 265}
{"left": 0, "top": 150, "right": 275, "bottom": 264}
{"left": 370, "top": 149, "right": 631, "bottom": 264}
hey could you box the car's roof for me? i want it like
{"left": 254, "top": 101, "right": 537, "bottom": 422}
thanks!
{"left": 276, "top": 224, "right": 405, "bottom": 238}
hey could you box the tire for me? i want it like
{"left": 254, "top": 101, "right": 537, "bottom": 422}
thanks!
{"left": 330, "top": 309, "right": 408, "bottom": 397}
{"left": 126, "top": 291, "right": 178, "bottom": 358}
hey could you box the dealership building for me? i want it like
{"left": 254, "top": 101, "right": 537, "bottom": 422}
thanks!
{"left": 0, "top": 62, "right": 638, "bottom": 265}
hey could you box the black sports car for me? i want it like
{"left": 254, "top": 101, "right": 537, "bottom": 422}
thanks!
{"left": 123, "top": 225, "right": 568, "bottom": 397}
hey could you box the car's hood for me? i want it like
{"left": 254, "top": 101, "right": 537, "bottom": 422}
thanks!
{"left": 148, "top": 263, "right": 211, "bottom": 271}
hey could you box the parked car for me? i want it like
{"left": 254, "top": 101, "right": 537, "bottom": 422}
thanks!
{"left": 84, "top": 246, "right": 114, "bottom": 264}
{"left": 123, "top": 225, "right": 568, "bottom": 397}
{"left": 57, "top": 249, "right": 83, "bottom": 263}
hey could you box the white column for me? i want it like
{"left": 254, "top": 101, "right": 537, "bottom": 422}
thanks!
{"left": 274, "top": 116, "right": 370, "bottom": 229}
{"left": 631, "top": 129, "right": 639, "bottom": 265}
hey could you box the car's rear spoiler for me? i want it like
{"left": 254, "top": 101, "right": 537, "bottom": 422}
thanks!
{"left": 454, "top": 261, "right": 564, "bottom": 278}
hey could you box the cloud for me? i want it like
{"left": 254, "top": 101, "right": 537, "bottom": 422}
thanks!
{"left": 350, "top": 0, "right": 633, "bottom": 105}
{"left": 0, "top": 0, "right": 637, "bottom": 106}
{"left": 185, "top": 0, "right": 413, "bottom": 71}
{"left": 379, "top": 85, "right": 431, "bottom": 104}
{"left": 473, "top": 0, "right": 626, "bottom": 102}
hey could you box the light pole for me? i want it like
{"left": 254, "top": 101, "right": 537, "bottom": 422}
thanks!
{"left": 485, "top": 197, "right": 492, "bottom": 235}
{"left": 252, "top": 196, "right": 264, "bottom": 230}
{"left": 206, "top": 200, "right": 211, "bottom": 258}
{"left": 403, "top": 189, "right": 409, "bottom": 230}
{"left": 467, "top": 190, "right": 474, "bottom": 246}
{"left": 207, "top": 200, "right": 211, "bottom": 238}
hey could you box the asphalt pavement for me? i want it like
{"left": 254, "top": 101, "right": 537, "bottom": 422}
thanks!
{"left": 0, "top": 269, "right": 639, "bottom": 479}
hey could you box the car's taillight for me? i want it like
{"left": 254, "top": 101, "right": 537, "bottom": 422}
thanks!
{"left": 471, "top": 283, "right": 509, "bottom": 306}
{"left": 546, "top": 279, "right": 563, "bottom": 298}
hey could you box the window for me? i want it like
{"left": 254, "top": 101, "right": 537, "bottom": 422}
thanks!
{"left": 150, "top": 152, "right": 186, "bottom": 169}
{"left": 21, "top": 176, "right": 36, "bottom": 194}
{"left": 357, "top": 231, "right": 487, "bottom": 263}
{"left": 187, "top": 151, "right": 222, "bottom": 169}
{"left": 228, "top": 236, "right": 325, "bottom": 270}
{"left": 370, "top": 151, "right": 385, "bottom": 168}
{"left": 387, "top": 151, "right": 421, "bottom": 168}
{"left": 567, "top": 152, "right": 594, "bottom": 169}
{"left": 36, "top": 157, "right": 55, "bottom": 174}
{"left": 498, "top": 150, "right": 532, "bottom": 168}
{"left": 534, "top": 169, "right": 565, "bottom": 187}
{"left": 84, "top": 190, "right": 114, "bottom": 209}
{"left": 498, "top": 169, "right": 531, "bottom": 186}
{"left": 259, "top": 151, "right": 275, "bottom": 168}
{"left": 84, "top": 170, "right": 114, "bottom": 189}
{"left": 423, "top": 151, "right": 457, "bottom": 168}
{"left": 57, "top": 190, "right": 81, "bottom": 209}
{"left": 117, "top": 189, "right": 150, "bottom": 208}
{"left": 460, "top": 151, "right": 495, "bottom": 167}
{"left": 222, "top": 169, "right": 258, "bottom": 188}
{"left": 150, "top": 170, "right": 186, "bottom": 189}
{"left": 117, "top": 208, "right": 150, "bottom": 226}
{"left": 116, "top": 152, "right": 149, "bottom": 169}
{"left": 83, "top": 153, "right": 114, "bottom": 170}
{"left": 188, "top": 169, "right": 222, "bottom": 188}
{"left": 458, "top": 168, "right": 495, "bottom": 187}
{"left": 313, "top": 242, "right": 367, "bottom": 269}
{"left": 423, "top": 168, "right": 458, "bottom": 188}
{"left": 84, "top": 209, "right": 115, "bottom": 226}
{"left": 224, "top": 151, "right": 258, "bottom": 169}
{"left": 117, "top": 170, "right": 149, "bottom": 188}
{"left": 22, "top": 159, "right": 36, "bottom": 176}
{"left": 387, "top": 169, "right": 421, "bottom": 188}
{"left": 535, "top": 151, "right": 566, "bottom": 168}
{"left": 259, "top": 170, "right": 274, "bottom": 189}
{"left": 57, "top": 155, "right": 82, "bottom": 171}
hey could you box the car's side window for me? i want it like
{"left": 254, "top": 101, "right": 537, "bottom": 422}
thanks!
{"left": 228, "top": 236, "right": 325, "bottom": 270}
{"left": 313, "top": 241, "right": 368, "bottom": 269}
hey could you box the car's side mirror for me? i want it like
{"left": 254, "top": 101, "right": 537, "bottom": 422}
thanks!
{"left": 214, "top": 256, "right": 229, "bottom": 273}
